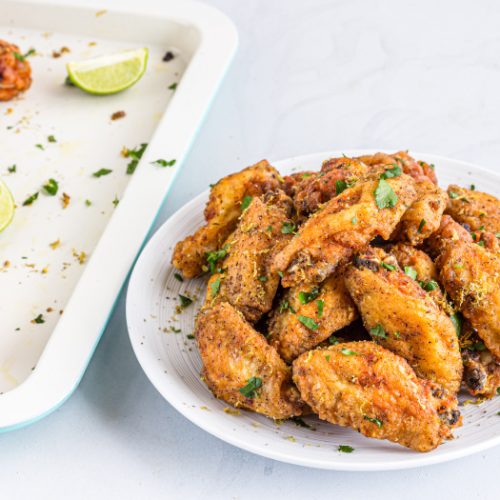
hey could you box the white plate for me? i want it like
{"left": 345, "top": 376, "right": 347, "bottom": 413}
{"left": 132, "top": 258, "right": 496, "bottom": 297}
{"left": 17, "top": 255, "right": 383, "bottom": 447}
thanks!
{"left": 126, "top": 151, "right": 500, "bottom": 471}
{"left": 0, "top": 0, "right": 237, "bottom": 432}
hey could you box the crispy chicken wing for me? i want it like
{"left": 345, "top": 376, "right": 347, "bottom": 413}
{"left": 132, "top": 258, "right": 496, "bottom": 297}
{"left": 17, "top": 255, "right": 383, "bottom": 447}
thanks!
{"left": 356, "top": 151, "right": 437, "bottom": 184}
{"left": 344, "top": 248, "right": 462, "bottom": 393}
{"left": 287, "top": 157, "right": 369, "bottom": 216}
{"left": 446, "top": 185, "right": 500, "bottom": 233}
{"left": 429, "top": 215, "right": 500, "bottom": 358}
{"left": 0, "top": 40, "right": 32, "bottom": 101}
{"left": 267, "top": 271, "right": 358, "bottom": 362}
{"left": 460, "top": 320, "right": 500, "bottom": 398}
{"left": 392, "top": 180, "right": 448, "bottom": 245}
{"left": 204, "top": 190, "right": 293, "bottom": 323}
{"left": 195, "top": 302, "right": 306, "bottom": 419}
{"left": 172, "top": 160, "right": 281, "bottom": 278}
{"left": 292, "top": 342, "right": 460, "bottom": 452}
{"left": 273, "top": 174, "right": 417, "bottom": 287}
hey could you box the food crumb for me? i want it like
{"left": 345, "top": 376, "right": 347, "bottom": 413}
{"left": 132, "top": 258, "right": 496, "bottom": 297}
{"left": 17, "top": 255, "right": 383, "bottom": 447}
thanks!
{"left": 3, "top": 260, "right": 10, "bottom": 268}
{"left": 49, "top": 239, "right": 61, "bottom": 250}
{"left": 111, "top": 110, "right": 126, "bottom": 121}
{"left": 223, "top": 407, "right": 240, "bottom": 416}
{"left": 95, "top": 9, "right": 107, "bottom": 17}
{"left": 163, "top": 51, "right": 174, "bottom": 62}
{"left": 61, "top": 192, "right": 70, "bottom": 208}
{"left": 52, "top": 46, "right": 70, "bottom": 58}
{"left": 72, "top": 249, "right": 87, "bottom": 265}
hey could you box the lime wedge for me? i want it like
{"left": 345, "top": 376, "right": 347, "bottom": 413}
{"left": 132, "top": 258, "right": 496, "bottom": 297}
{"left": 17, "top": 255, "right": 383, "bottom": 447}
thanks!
{"left": 66, "top": 48, "right": 148, "bottom": 95}
{"left": 0, "top": 177, "right": 15, "bottom": 233}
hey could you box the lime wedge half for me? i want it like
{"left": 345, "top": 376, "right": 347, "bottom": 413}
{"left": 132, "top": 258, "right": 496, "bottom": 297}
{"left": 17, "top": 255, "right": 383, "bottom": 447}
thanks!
{"left": 0, "top": 177, "right": 15, "bottom": 233}
{"left": 66, "top": 48, "right": 148, "bottom": 95}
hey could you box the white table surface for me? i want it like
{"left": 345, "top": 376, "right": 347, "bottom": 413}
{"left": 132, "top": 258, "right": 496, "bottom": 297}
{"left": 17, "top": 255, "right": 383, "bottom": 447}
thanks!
{"left": 2, "top": 0, "right": 500, "bottom": 498}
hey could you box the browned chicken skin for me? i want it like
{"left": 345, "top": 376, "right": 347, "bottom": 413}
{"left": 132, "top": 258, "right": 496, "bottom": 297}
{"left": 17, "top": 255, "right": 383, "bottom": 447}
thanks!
{"left": 0, "top": 40, "right": 32, "bottom": 101}
{"left": 267, "top": 270, "right": 358, "bottom": 362}
{"left": 292, "top": 342, "right": 461, "bottom": 452}
{"left": 429, "top": 215, "right": 500, "bottom": 359}
{"left": 344, "top": 247, "right": 463, "bottom": 393}
{"left": 204, "top": 190, "right": 293, "bottom": 323}
{"left": 195, "top": 302, "right": 306, "bottom": 419}
{"left": 172, "top": 160, "right": 282, "bottom": 278}
{"left": 273, "top": 174, "right": 417, "bottom": 287}
{"left": 446, "top": 185, "right": 500, "bottom": 233}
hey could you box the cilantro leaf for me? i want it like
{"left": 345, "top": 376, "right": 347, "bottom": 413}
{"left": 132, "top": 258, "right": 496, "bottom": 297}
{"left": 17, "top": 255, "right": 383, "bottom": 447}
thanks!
{"left": 335, "top": 180, "right": 347, "bottom": 195}
{"left": 281, "top": 221, "right": 296, "bottom": 234}
{"left": 380, "top": 165, "right": 402, "bottom": 179}
{"left": 178, "top": 295, "right": 193, "bottom": 308}
{"left": 374, "top": 179, "right": 398, "bottom": 209}
{"left": 22, "top": 192, "right": 39, "bottom": 206}
{"left": 338, "top": 445, "right": 354, "bottom": 453}
{"left": 298, "top": 315, "right": 319, "bottom": 330}
{"left": 125, "top": 143, "right": 148, "bottom": 174}
{"left": 381, "top": 262, "right": 396, "bottom": 271}
{"left": 239, "top": 377, "right": 262, "bottom": 398}
{"left": 364, "top": 416, "right": 383, "bottom": 428}
{"left": 151, "top": 159, "right": 176, "bottom": 167}
{"left": 369, "top": 324, "right": 387, "bottom": 339}
{"left": 298, "top": 287, "right": 320, "bottom": 305}
{"left": 241, "top": 195, "right": 253, "bottom": 211}
{"left": 93, "top": 168, "right": 112, "bottom": 178}
{"left": 418, "top": 219, "right": 426, "bottom": 233}
{"left": 341, "top": 348, "right": 358, "bottom": 356}
{"left": 205, "top": 245, "right": 228, "bottom": 274}
{"left": 210, "top": 276, "right": 221, "bottom": 297}
{"left": 404, "top": 266, "right": 417, "bottom": 280}
{"left": 43, "top": 178, "right": 59, "bottom": 196}
{"left": 317, "top": 299, "right": 324, "bottom": 318}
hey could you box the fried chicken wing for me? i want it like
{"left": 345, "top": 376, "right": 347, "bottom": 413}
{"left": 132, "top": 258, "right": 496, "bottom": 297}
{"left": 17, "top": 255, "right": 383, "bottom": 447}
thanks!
{"left": 0, "top": 40, "right": 32, "bottom": 101}
{"left": 446, "top": 185, "right": 500, "bottom": 233}
{"left": 204, "top": 191, "right": 293, "bottom": 323}
{"left": 272, "top": 174, "right": 417, "bottom": 287}
{"left": 288, "top": 157, "right": 369, "bottom": 216}
{"left": 292, "top": 342, "right": 460, "bottom": 452}
{"left": 356, "top": 151, "right": 437, "bottom": 184}
{"left": 392, "top": 180, "right": 448, "bottom": 245}
{"left": 172, "top": 160, "right": 281, "bottom": 278}
{"left": 195, "top": 302, "right": 306, "bottom": 419}
{"left": 267, "top": 272, "right": 358, "bottom": 362}
{"left": 429, "top": 215, "right": 500, "bottom": 358}
{"left": 344, "top": 248, "right": 462, "bottom": 393}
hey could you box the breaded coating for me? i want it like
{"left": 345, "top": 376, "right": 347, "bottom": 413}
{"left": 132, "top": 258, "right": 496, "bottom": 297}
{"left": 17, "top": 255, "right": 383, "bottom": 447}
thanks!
{"left": 292, "top": 342, "right": 461, "bottom": 452}
{"left": 429, "top": 215, "right": 500, "bottom": 358}
{"left": 204, "top": 191, "right": 293, "bottom": 323}
{"left": 356, "top": 151, "right": 438, "bottom": 184}
{"left": 460, "top": 320, "right": 500, "bottom": 398}
{"left": 172, "top": 160, "right": 281, "bottom": 278}
{"left": 267, "top": 272, "right": 358, "bottom": 362}
{"left": 273, "top": 174, "right": 417, "bottom": 287}
{"left": 195, "top": 303, "right": 306, "bottom": 419}
{"left": 288, "top": 157, "right": 369, "bottom": 216}
{"left": 344, "top": 248, "right": 463, "bottom": 393}
{"left": 0, "top": 40, "right": 32, "bottom": 101}
{"left": 392, "top": 180, "right": 448, "bottom": 245}
{"left": 446, "top": 184, "right": 500, "bottom": 233}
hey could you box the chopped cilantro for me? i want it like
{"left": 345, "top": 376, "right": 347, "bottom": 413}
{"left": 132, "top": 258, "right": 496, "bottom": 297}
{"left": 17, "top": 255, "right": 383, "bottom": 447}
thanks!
{"left": 32, "top": 313, "right": 45, "bottom": 324}
{"left": 7, "top": 164, "right": 16, "bottom": 173}
{"left": 341, "top": 348, "right": 357, "bottom": 356}
{"left": 22, "top": 192, "right": 39, "bottom": 206}
{"left": 421, "top": 280, "right": 439, "bottom": 292}
{"left": 338, "top": 445, "right": 354, "bottom": 453}
{"left": 178, "top": 294, "right": 193, "bottom": 308}
{"left": 205, "top": 245, "right": 228, "bottom": 274}
{"left": 477, "top": 240, "right": 485, "bottom": 247}
{"left": 404, "top": 266, "right": 417, "bottom": 280}
{"left": 85, "top": 199, "right": 92, "bottom": 206}
{"left": 381, "top": 262, "right": 396, "bottom": 271}
{"left": 35, "top": 144, "right": 44, "bottom": 150}
{"left": 298, "top": 287, "right": 320, "bottom": 305}
{"left": 125, "top": 143, "right": 148, "bottom": 174}
{"left": 351, "top": 216, "right": 358, "bottom": 224}
{"left": 112, "top": 196, "right": 119, "bottom": 207}
{"left": 266, "top": 225, "right": 273, "bottom": 232}
{"left": 369, "top": 324, "right": 387, "bottom": 339}
{"left": 374, "top": 179, "right": 398, "bottom": 209}
{"left": 241, "top": 195, "right": 253, "bottom": 211}
{"left": 239, "top": 377, "right": 262, "bottom": 398}
{"left": 174, "top": 273, "right": 184, "bottom": 282}
{"left": 47, "top": 135, "right": 57, "bottom": 143}
{"left": 298, "top": 315, "right": 319, "bottom": 330}
{"left": 325, "top": 355, "right": 331, "bottom": 362}
{"left": 449, "top": 191, "right": 459, "bottom": 199}
{"left": 43, "top": 178, "right": 58, "bottom": 196}
{"left": 418, "top": 219, "right": 426, "bottom": 233}
{"left": 278, "top": 271, "right": 284, "bottom": 279}
{"left": 317, "top": 299, "right": 324, "bottom": 318}
{"left": 335, "top": 180, "right": 348, "bottom": 195}
{"left": 210, "top": 276, "right": 221, "bottom": 297}
{"left": 470, "top": 184, "right": 475, "bottom": 191}
{"left": 364, "top": 416, "right": 383, "bottom": 428}
{"left": 258, "top": 276, "right": 267, "bottom": 282}
{"left": 13, "top": 48, "right": 35, "bottom": 61}
{"left": 168, "top": 82, "right": 178, "bottom": 91}
{"left": 187, "top": 334, "right": 195, "bottom": 339}
{"left": 328, "top": 335, "right": 340, "bottom": 345}
{"left": 93, "top": 168, "right": 112, "bottom": 177}
{"left": 450, "top": 312, "right": 462, "bottom": 336}
{"left": 380, "top": 165, "right": 402, "bottom": 179}
{"left": 281, "top": 221, "right": 296, "bottom": 234}
{"left": 151, "top": 159, "right": 176, "bottom": 167}
{"left": 290, "top": 417, "right": 313, "bottom": 429}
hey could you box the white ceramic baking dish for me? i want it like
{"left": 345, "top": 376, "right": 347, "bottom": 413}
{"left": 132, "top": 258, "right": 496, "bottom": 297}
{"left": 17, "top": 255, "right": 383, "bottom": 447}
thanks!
{"left": 0, "top": 0, "right": 237, "bottom": 431}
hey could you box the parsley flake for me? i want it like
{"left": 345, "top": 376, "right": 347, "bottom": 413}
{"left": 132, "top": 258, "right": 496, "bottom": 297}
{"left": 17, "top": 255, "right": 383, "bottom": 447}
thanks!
{"left": 374, "top": 179, "right": 398, "bottom": 209}
{"left": 210, "top": 276, "right": 221, "bottom": 297}
{"left": 174, "top": 273, "right": 184, "bottom": 282}
{"left": 281, "top": 221, "right": 296, "bottom": 234}
{"left": 298, "top": 315, "right": 319, "bottom": 330}
{"left": 298, "top": 287, "right": 320, "bottom": 305}
{"left": 32, "top": 313, "right": 45, "bottom": 324}
{"left": 380, "top": 165, "right": 402, "bottom": 179}
{"left": 338, "top": 445, "right": 354, "bottom": 453}
{"left": 125, "top": 143, "right": 148, "bottom": 174}
{"left": 449, "top": 191, "right": 459, "bottom": 199}
{"left": 239, "top": 377, "right": 262, "bottom": 398}
{"left": 335, "top": 180, "right": 348, "bottom": 195}
{"left": 47, "top": 135, "right": 57, "bottom": 143}
{"left": 404, "top": 266, "right": 417, "bottom": 280}
{"left": 369, "top": 324, "right": 387, "bottom": 339}
{"left": 421, "top": 280, "right": 439, "bottom": 292}
{"left": 364, "top": 416, "right": 383, "bottom": 428}
{"left": 317, "top": 299, "right": 324, "bottom": 318}
{"left": 93, "top": 168, "right": 112, "bottom": 177}
{"left": 168, "top": 82, "right": 178, "bottom": 91}
{"left": 7, "top": 164, "right": 16, "bottom": 173}
{"left": 241, "top": 195, "right": 253, "bottom": 211}
{"left": 341, "top": 348, "right": 357, "bottom": 356}
{"left": 178, "top": 294, "right": 193, "bottom": 308}
{"left": 418, "top": 219, "right": 426, "bottom": 233}
{"left": 22, "top": 192, "right": 39, "bottom": 206}
{"left": 328, "top": 335, "right": 340, "bottom": 345}
{"left": 151, "top": 159, "right": 176, "bottom": 167}
{"left": 43, "top": 178, "right": 58, "bottom": 196}
{"left": 205, "top": 245, "right": 228, "bottom": 274}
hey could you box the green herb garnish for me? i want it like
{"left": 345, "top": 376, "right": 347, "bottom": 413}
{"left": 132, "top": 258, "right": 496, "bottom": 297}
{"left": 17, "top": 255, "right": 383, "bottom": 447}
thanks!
{"left": 381, "top": 262, "right": 396, "bottom": 271}
{"left": 258, "top": 276, "right": 267, "bottom": 282}
{"left": 85, "top": 199, "right": 92, "bottom": 206}
{"left": 298, "top": 287, "right": 320, "bottom": 305}
{"left": 328, "top": 335, "right": 340, "bottom": 345}
{"left": 281, "top": 221, "right": 296, "bottom": 234}
{"left": 32, "top": 313, "right": 45, "bottom": 324}
{"left": 298, "top": 315, "right": 319, "bottom": 330}
{"left": 47, "top": 135, "right": 57, "bottom": 143}
{"left": 174, "top": 273, "right": 184, "bottom": 282}
{"left": 241, "top": 195, "right": 253, "bottom": 211}
{"left": 351, "top": 216, "right": 357, "bottom": 224}
{"left": 450, "top": 312, "right": 462, "bottom": 336}
{"left": 369, "top": 324, "right": 387, "bottom": 339}
{"left": 421, "top": 280, "right": 439, "bottom": 292}
{"left": 335, "top": 180, "right": 348, "bottom": 195}
{"left": 43, "top": 178, "right": 59, "bottom": 196}
{"left": 168, "top": 82, "right": 178, "bottom": 91}
{"left": 364, "top": 416, "right": 383, "bottom": 428}
{"left": 22, "top": 192, "right": 39, "bottom": 206}
{"left": 404, "top": 266, "right": 417, "bottom": 280}
{"left": 178, "top": 294, "right": 193, "bottom": 308}
{"left": 279, "top": 299, "right": 295, "bottom": 314}
{"left": 93, "top": 168, "right": 112, "bottom": 177}
{"left": 449, "top": 191, "right": 459, "bottom": 199}
{"left": 341, "top": 348, "right": 357, "bottom": 356}
{"left": 210, "top": 277, "right": 221, "bottom": 297}
{"left": 239, "top": 377, "right": 262, "bottom": 398}
{"left": 374, "top": 179, "right": 398, "bottom": 209}
{"left": 338, "top": 445, "right": 354, "bottom": 453}
{"left": 380, "top": 165, "right": 402, "bottom": 179}
{"left": 317, "top": 299, "right": 324, "bottom": 318}
{"left": 125, "top": 143, "right": 148, "bottom": 174}
{"left": 205, "top": 245, "right": 228, "bottom": 274}
{"left": 13, "top": 48, "right": 35, "bottom": 61}
{"left": 7, "top": 164, "right": 16, "bottom": 173}
{"left": 151, "top": 159, "right": 176, "bottom": 167}
{"left": 418, "top": 219, "right": 426, "bottom": 233}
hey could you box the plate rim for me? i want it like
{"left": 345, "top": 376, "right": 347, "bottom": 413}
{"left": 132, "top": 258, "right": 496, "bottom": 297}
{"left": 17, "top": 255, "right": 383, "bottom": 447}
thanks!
{"left": 126, "top": 150, "right": 500, "bottom": 471}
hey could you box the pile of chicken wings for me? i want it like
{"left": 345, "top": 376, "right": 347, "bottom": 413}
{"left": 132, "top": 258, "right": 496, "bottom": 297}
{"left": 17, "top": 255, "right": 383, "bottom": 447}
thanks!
{"left": 172, "top": 151, "right": 500, "bottom": 452}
